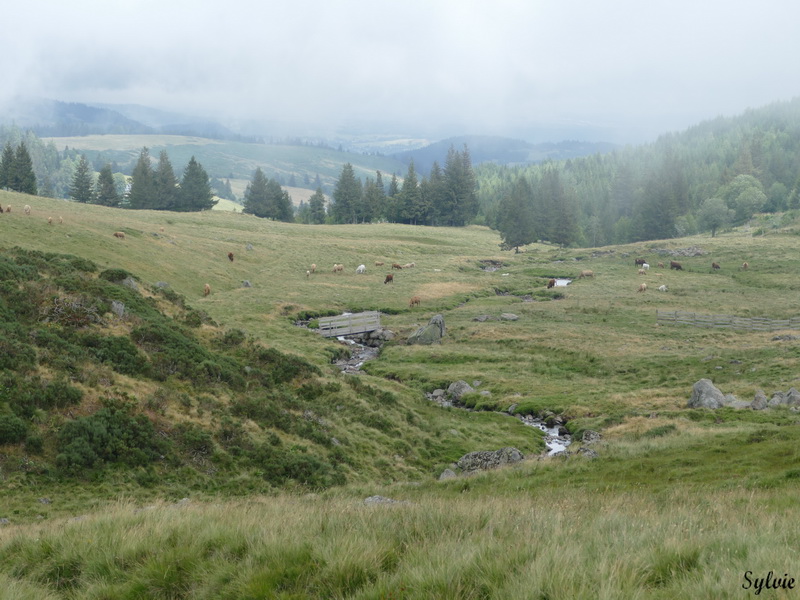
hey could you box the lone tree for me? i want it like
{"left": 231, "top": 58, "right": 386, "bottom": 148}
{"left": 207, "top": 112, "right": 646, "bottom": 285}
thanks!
{"left": 70, "top": 154, "right": 95, "bottom": 203}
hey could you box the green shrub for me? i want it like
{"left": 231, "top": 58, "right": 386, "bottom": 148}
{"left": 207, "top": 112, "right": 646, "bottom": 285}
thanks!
{"left": 0, "top": 414, "right": 28, "bottom": 444}
{"left": 80, "top": 333, "right": 150, "bottom": 376}
{"left": 99, "top": 268, "right": 133, "bottom": 283}
{"left": 56, "top": 407, "right": 168, "bottom": 474}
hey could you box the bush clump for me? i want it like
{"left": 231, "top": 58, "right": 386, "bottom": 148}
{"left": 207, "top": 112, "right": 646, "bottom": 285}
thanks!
{"left": 0, "top": 413, "right": 28, "bottom": 444}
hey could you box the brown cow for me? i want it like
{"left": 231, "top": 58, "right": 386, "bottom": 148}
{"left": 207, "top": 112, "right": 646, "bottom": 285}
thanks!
{"left": 635, "top": 258, "right": 646, "bottom": 266}
{"left": 638, "top": 269, "right": 646, "bottom": 276}
{"left": 742, "top": 261, "right": 749, "bottom": 270}
{"left": 670, "top": 261, "right": 683, "bottom": 270}
{"left": 310, "top": 264, "right": 316, "bottom": 273}
{"left": 384, "top": 273, "right": 394, "bottom": 284}
{"left": 391, "top": 263, "right": 403, "bottom": 270}
{"left": 203, "top": 283, "right": 211, "bottom": 296}
{"left": 547, "top": 278, "right": 556, "bottom": 289}
{"left": 228, "top": 252, "right": 235, "bottom": 262}
{"left": 5, "top": 206, "right": 10, "bottom": 213}
{"left": 578, "top": 270, "right": 594, "bottom": 279}
{"left": 113, "top": 231, "right": 125, "bottom": 239}
{"left": 638, "top": 283, "right": 647, "bottom": 293}
{"left": 375, "top": 261, "right": 384, "bottom": 267}
{"left": 657, "top": 262, "right": 665, "bottom": 269}
{"left": 409, "top": 296, "right": 421, "bottom": 307}
{"left": 711, "top": 262, "right": 720, "bottom": 270}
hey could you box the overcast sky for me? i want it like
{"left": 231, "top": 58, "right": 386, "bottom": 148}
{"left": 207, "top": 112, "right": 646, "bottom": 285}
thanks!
{"left": 4, "top": 0, "right": 800, "bottom": 143}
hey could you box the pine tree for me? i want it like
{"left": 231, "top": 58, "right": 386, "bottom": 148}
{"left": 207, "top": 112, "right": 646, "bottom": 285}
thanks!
{"left": 70, "top": 154, "right": 95, "bottom": 203}
{"left": 128, "top": 147, "right": 154, "bottom": 209}
{"left": 497, "top": 175, "right": 536, "bottom": 252}
{"left": 13, "top": 142, "right": 37, "bottom": 195}
{"left": 308, "top": 188, "right": 327, "bottom": 224}
{"left": 154, "top": 150, "right": 179, "bottom": 210}
{"left": 179, "top": 156, "right": 216, "bottom": 211}
{"left": 399, "top": 161, "right": 423, "bottom": 224}
{"left": 95, "top": 163, "right": 121, "bottom": 207}
{"left": 442, "top": 145, "right": 478, "bottom": 225}
{"left": 0, "top": 143, "right": 14, "bottom": 190}
{"left": 265, "top": 178, "right": 293, "bottom": 221}
{"left": 243, "top": 167, "right": 270, "bottom": 217}
{"left": 331, "top": 163, "right": 361, "bottom": 224}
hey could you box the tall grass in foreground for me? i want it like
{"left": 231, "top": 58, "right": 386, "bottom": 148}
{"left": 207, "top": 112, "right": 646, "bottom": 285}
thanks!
{"left": 1, "top": 487, "right": 798, "bottom": 599}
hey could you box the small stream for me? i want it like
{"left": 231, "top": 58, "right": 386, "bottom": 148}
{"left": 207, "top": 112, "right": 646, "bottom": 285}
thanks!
{"left": 331, "top": 335, "right": 572, "bottom": 456}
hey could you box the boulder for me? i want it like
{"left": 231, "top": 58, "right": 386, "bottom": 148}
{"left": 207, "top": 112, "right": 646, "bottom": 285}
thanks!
{"left": 407, "top": 314, "right": 445, "bottom": 345}
{"left": 500, "top": 313, "right": 519, "bottom": 321}
{"left": 752, "top": 390, "right": 769, "bottom": 410}
{"left": 582, "top": 430, "right": 601, "bottom": 444}
{"left": 447, "top": 380, "right": 475, "bottom": 402}
{"left": 456, "top": 447, "right": 524, "bottom": 473}
{"left": 688, "top": 379, "right": 726, "bottom": 409}
{"left": 438, "top": 469, "right": 457, "bottom": 481}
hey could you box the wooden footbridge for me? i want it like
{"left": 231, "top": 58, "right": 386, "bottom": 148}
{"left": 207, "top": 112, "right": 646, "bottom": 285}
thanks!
{"left": 317, "top": 311, "right": 382, "bottom": 337}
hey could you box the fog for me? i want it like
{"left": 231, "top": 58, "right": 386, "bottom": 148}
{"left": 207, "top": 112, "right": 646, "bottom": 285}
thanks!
{"left": 4, "top": 0, "right": 800, "bottom": 143}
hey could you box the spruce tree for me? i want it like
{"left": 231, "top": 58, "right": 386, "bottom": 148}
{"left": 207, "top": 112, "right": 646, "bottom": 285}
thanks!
{"left": 128, "top": 147, "right": 154, "bottom": 209}
{"left": 331, "top": 163, "right": 361, "bottom": 224}
{"left": 179, "top": 156, "right": 216, "bottom": 211}
{"left": 13, "top": 142, "right": 37, "bottom": 195}
{"left": 0, "top": 143, "right": 14, "bottom": 190}
{"left": 154, "top": 150, "right": 179, "bottom": 210}
{"left": 308, "top": 187, "right": 327, "bottom": 224}
{"left": 243, "top": 167, "right": 270, "bottom": 217}
{"left": 70, "top": 154, "right": 95, "bottom": 203}
{"left": 497, "top": 176, "right": 536, "bottom": 252}
{"left": 95, "top": 163, "right": 121, "bottom": 207}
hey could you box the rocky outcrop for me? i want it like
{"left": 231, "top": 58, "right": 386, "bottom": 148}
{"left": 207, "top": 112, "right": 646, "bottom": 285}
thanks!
{"left": 456, "top": 447, "right": 524, "bottom": 473}
{"left": 407, "top": 314, "right": 446, "bottom": 345}
{"left": 349, "top": 328, "right": 395, "bottom": 348}
{"left": 688, "top": 379, "right": 726, "bottom": 409}
{"left": 447, "top": 380, "right": 474, "bottom": 402}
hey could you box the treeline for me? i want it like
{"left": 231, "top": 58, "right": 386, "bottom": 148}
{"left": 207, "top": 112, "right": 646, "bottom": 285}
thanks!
{"left": 320, "top": 145, "right": 478, "bottom": 226}
{"left": 483, "top": 98, "right": 800, "bottom": 248}
{"left": 0, "top": 141, "right": 37, "bottom": 195}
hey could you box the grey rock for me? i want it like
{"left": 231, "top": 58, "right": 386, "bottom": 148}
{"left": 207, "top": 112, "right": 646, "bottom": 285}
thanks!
{"left": 500, "top": 313, "right": 519, "bottom": 321}
{"left": 364, "top": 495, "right": 402, "bottom": 505}
{"left": 408, "top": 314, "right": 446, "bottom": 345}
{"left": 752, "top": 390, "right": 769, "bottom": 410}
{"left": 447, "top": 380, "right": 475, "bottom": 402}
{"left": 438, "top": 468, "right": 457, "bottom": 480}
{"left": 688, "top": 379, "right": 726, "bottom": 409}
{"left": 242, "top": 280, "right": 252, "bottom": 288}
{"left": 576, "top": 447, "right": 599, "bottom": 459}
{"left": 456, "top": 447, "right": 524, "bottom": 473}
{"left": 111, "top": 301, "right": 125, "bottom": 317}
{"left": 155, "top": 281, "right": 170, "bottom": 288}
{"left": 121, "top": 276, "right": 138, "bottom": 291}
{"left": 582, "top": 430, "right": 601, "bottom": 444}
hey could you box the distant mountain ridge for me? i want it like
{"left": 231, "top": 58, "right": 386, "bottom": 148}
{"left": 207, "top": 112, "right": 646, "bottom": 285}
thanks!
{"left": 392, "top": 135, "right": 619, "bottom": 174}
{"left": 0, "top": 97, "right": 256, "bottom": 141}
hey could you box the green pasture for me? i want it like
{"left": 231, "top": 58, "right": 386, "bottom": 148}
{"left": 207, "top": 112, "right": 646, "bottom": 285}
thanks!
{"left": 2, "top": 190, "right": 800, "bottom": 598}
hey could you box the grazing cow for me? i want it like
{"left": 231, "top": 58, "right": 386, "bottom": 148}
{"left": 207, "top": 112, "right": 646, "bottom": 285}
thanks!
{"left": 711, "top": 262, "right": 720, "bottom": 270}
{"left": 113, "top": 231, "right": 125, "bottom": 239}
{"left": 384, "top": 273, "right": 394, "bottom": 284}
{"left": 23, "top": 204, "right": 31, "bottom": 215}
{"left": 638, "top": 269, "right": 646, "bottom": 276}
{"left": 547, "top": 278, "right": 556, "bottom": 289}
{"left": 392, "top": 263, "right": 403, "bottom": 270}
{"left": 47, "top": 217, "right": 52, "bottom": 225}
{"left": 657, "top": 262, "right": 665, "bottom": 269}
{"left": 356, "top": 264, "right": 366, "bottom": 274}
{"left": 635, "top": 258, "right": 646, "bottom": 266}
{"left": 203, "top": 283, "right": 211, "bottom": 296}
{"left": 658, "top": 285, "right": 668, "bottom": 292}
{"left": 228, "top": 252, "right": 235, "bottom": 262}
{"left": 670, "top": 261, "right": 683, "bottom": 270}
{"left": 638, "top": 283, "right": 647, "bottom": 293}
{"left": 58, "top": 216, "right": 63, "bottom": 224}
{"left": 306, "top": 270, "right": 310, "bottom": 278}
{"left": 742, "top": 261, "right": 749, "bottom": 270}
{"left": 375, "top": 261, "right": 384, "bottom": 267}
{"left": 310, "top": 264, "right": 316, "bottom": 273}
{"left": 578, "top": 270, "right": 594, "bottom": 279}
{"left": 5, "top": 206, "right": 10, "bottom": 213}
{"left": 409, "top": 296, "right": 421, "bottom": 307}
{"left": 405, "top": 262, "right": 416, "bottom": 268}
{"left": 332, "top": 263, "right": 344, "bottom": 273}
{"left": 160, "top": 227, "right": 165, "bottom": 232}
{"left": 642, "top": 263, "right": 650, "bottom": 270}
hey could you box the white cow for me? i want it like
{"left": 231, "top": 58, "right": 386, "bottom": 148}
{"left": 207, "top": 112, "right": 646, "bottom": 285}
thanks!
{"left": 642, "top": 263, "right": 650, "bottom": 270}
{"left": 356, "top": 264, "right": 366, "bottom": 274}
{"left": 658, "top": 284, "right": 668, "bottom": 292}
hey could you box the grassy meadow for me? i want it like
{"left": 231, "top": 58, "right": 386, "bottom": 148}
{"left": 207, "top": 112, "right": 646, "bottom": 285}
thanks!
{"left": 2, "top": 191, "right": 800, "bottom": 598}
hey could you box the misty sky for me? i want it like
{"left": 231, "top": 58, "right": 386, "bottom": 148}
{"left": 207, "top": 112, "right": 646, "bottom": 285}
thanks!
{"left": 5, "top": 0, "right": 800, "bottom": 143}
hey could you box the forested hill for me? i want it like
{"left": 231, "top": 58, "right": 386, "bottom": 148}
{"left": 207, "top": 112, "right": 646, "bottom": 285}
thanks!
{"left": 482, "top": 97, "right": 800, "bottom": 249}
{"left": 393, "top": 135, "right": 617, "bottom": 175}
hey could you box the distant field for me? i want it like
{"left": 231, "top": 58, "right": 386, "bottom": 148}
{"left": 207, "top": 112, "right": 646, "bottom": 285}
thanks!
{"left": 43, "top": 134, "right": 407, "bottom": 194}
